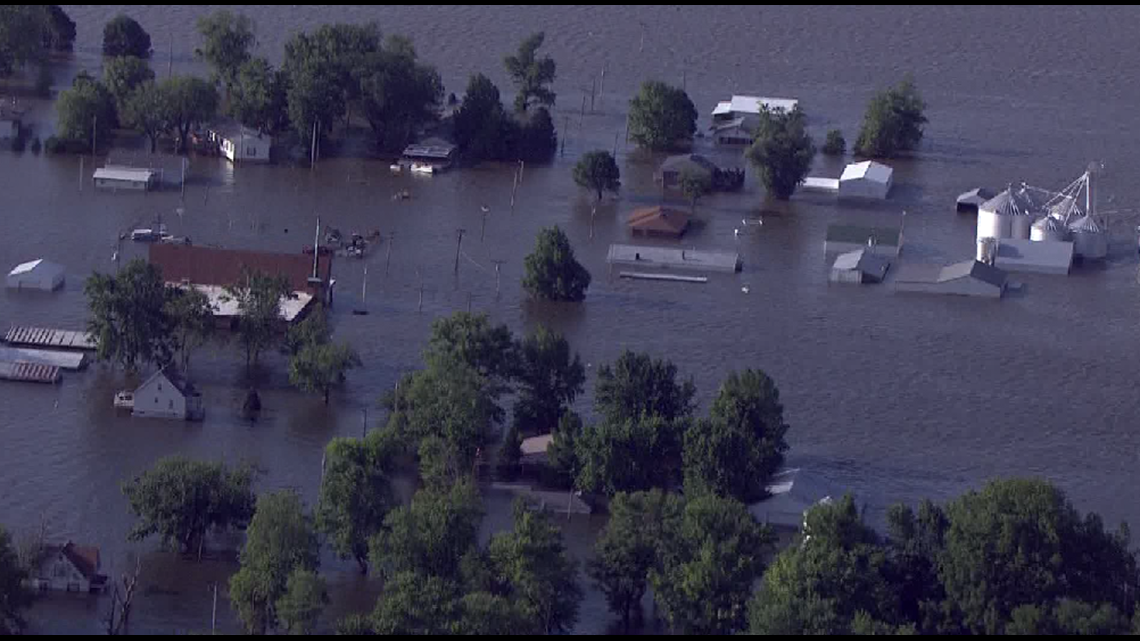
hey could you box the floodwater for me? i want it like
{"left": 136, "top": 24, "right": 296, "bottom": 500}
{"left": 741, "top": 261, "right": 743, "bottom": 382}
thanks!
{"left": 3, "top": 4, "right": 1140, "bottom": 634}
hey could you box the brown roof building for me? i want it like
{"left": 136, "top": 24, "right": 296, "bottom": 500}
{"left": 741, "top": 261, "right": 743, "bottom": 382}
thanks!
{"left": 628, "top": 206, "right": 691, "bottom": 238}
{"left": 149, "top": 244, "right": 332, "bottom": 293}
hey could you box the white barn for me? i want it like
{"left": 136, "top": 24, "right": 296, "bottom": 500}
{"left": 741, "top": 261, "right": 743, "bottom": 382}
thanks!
{"left": 132, "top": 368, "right": 204, "bottom": 420}
{"left": 29, "top": 541, "right": 106, "bottom": 593}
{"left": 839, "top": 161, "right": 893, "bottom": 199}
{"left": 209, "top": 122, "right": 272, "bottom": 163}
{"left": 6, "top": 259, "right": 64, "bottom": 291}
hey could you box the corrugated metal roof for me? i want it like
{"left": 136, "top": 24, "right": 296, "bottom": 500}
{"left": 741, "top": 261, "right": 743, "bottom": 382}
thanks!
{"left": 840, "top": 160, "right": 893, "bottom": 184}
{"left": 93, "top": 167, "right": 157, "bottom": 182}
{"left": 980, "top": 188, "right": 1034, "bottom": 217}
{"left": 711, "top": 95, "right": 799, "bottom": 116}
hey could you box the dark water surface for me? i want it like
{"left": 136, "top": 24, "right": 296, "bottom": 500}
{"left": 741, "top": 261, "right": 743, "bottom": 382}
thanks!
{"left": 3, "top": 5, "right": 1140, "bottom": 633}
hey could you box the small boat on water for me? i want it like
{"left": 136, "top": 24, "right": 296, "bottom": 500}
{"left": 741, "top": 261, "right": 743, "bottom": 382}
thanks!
{"left": 410, "top": 162, "right": 436, "bottom": 175}
{"left": 130, "top": 225, "right": 168, "bottom": 242}
{"left": 389, "top": 163, "right": 403, "bottom": 174}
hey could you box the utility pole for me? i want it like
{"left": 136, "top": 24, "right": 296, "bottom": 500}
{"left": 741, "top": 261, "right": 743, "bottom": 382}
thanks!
{"left": 491, "top": 259, "right": 505, "bottom": 297}
{"left": 417, "top": 269, "right": 424, "bottom": 312}
{"left": 361, "top": 408, "right": 367, "bottom": 439}
{"left": 168, "top": 36, "right": 173, "bottom": 78}
{"left": 453, "top": 229, "right": 466, "bottom": 275}
{"left": 560, "top": 116, "right": 568, "bottom": 157}
{"left": 91, "top": 114, "right": 97, "bottom": 156}
{"left": 385, "top": 231, "right": 394, "bottom": 276}
{"left": 210, "top": 582, "right": 218, "bottom": 635}
{"left": 590, "top": 76, "right": 596, "bottom": 113}
{"left": 467, "top": 292, "right": 472, "bottom": 313}
{"left": 579, "top": 95, "right": 587, "bottom": 130}
{"left": 598, "top": 63, "right": 606, "bottom": 110}
{"left": 480, "top": 206, "right": 489, "bottom": 242}
{"left": 590, "top": 205, "right": 597, "bottom": 240}
{"left": 79, "top": 155, "right": 83, "bottom": 192}
{"left": 310, "top": 120, "right": 318, "bottom": 169}
{"left": 612, "top": 131, "right": 619, "bottom": 157}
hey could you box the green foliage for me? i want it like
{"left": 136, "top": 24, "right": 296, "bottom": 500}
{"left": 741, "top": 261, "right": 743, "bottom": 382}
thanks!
{"left": 224, "top": 270, "right": 290, "bottom": 369}
{"left": 745, "top": 106, "right": 816, "bottom": 200}
{"left": 164, "top": 286, "right": 214, "bottom": 371}
{"left": 315, "top": 433, "right": 397, "bottom": 573}
{"left": 0, "top": 6, "right": 47, "bottom": 77}
{"left": 854, "top": 77, "right": 927, "bottom": 158}
{"left": 588, "top": 489, "right": 680, "bottom": 630}
{"left": 289, "top": 341, "right": 361, "bottom": 404}
{"left": 453, "top": 591, "right": 534, "bottom": 635}
{"left": 102, "top": 14, "right": 151, "bottom": 58}
{"left": 121, "top": 81, "right": 172, "bottom": 153}
{"left": 543, "top": 411, "right": 582, "bottom": 489}
{"left": 576, "top": 414, "right": 687, "bottom": 496}
{"left": 822, "top": 128, "right": 846, "bottom": 156}
{"left": 512, "top": 325, "right": 585, "bottom": 434}
{"left": 283, "top": 307, "right": 330, "bottom": 357}
{"left": 371, "top": 571, "right": 462, "bottom": 635}
{"left": 369, "top": 482, "right": 483, "bottom": 580}
{"left": 56, "top": 74, "right": 115, "bottom": 152}
{"left": 683, "top": 369, "right": 790, "bottom": 503}
{"left": 486, "top": 503, "right": 582, "bottom": 634}
{"left": 628, "top": 80, "right": 697, "bottom": 151}
{"left": 359, "top": 35, "right": 443, "bottom": 151}
{"left": 335, "top": 613, "right": 375, "bottom": 635}
{"left": 283, "top": 22, "right": 381, "bottom": 139}
{"left": 195, "top": 10, "right": 256, "bottom": 90}
{"left": 504, "top": 32, "right": 556, "bottom": 112}
{"left": 651, "top": 493, "right": 773, "bottom": 634}
{"left": 121, "top": 456, "right": 256, "bottom": 559}
{"left": 229, "top": 490, "right": 320, "bottom": 634}
{"left": 497, "top": 424, "right": 523, "bottom": 480}
{"left": 679, "top": 169, "right": 712, "bottom": 212}
{"left": 572, "top": 150, "right": 621, "bottom": 201}
{"left": 42, "top": 6, "right": 76, "bottom": 53}
{"left": 103, "top": 55, "right": 155, "bottom": 109}
{"left": 522, "top": 225, "right": 591, "bottom": 302}
{"left": 229, "top": 57, "right": 289, "bottom": 134}
{"left": 85, "top": 259, "right": 172, "bottom": 372}
{"left": 515, "top": 106, "right": 558, "bottom": 161}
{"left": 276, "top": 568, "right": 328, "bottom": 635}
{"left": 594, "top": 350, "right": 696, "bottom": 423}
{"left": 452, "top": 73, "right": 511, "bottom": 160}
{"left": 0, "top": 527, "right": 30, "bottom": 635}
{"left": 162, "top": 75, "right": 219, "bottom": 153}
{"left": 424, "top": 311, "right": 516, "bottom": 392}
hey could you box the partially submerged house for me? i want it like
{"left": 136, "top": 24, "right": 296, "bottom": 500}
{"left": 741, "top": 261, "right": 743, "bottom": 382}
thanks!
{"left": 839, "top": 161, "right": 893, "bottom": 199}
{"left": 627, "top": 206, "right": 691, "bottom": 238}
{"left": 93, "top": 166, "right": 160, "bottom": 191}
{"left": 658, "top": 154, "right": 744, "bottom": 191}
{"left": 148, "top": 244, "right": 334, "bottom": 325}
{"left": 29, "top": 541, "right": 107, "bottom": 593}
{"left": 130, "top": 367, "right": 204, "bottom": 420}
{"left": 710, "top": 95, "right": 799, "bottom": 145}
{"left": 894, "top": 260, "right": 1007, "bottom": 298}
{"left": 829, "top": 249, "right": 890, "bottom": 284}
{"left": 520, "top": 433, "right": 553, "bottom": 466}
{"left": 6, "top": 259, "right": 64, "bottom": 291}
{"left": 398, "top": 138, "right": 458, "bottom": 171}
{"left": 208, "top": 121, "right": 272, "bottom": 163}
{"left": 824, "top": 224, "right": 903, "bottom": 257}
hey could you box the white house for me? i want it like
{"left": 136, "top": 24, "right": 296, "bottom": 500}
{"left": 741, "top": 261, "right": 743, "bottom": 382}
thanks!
{"left": 839, "top": 161, "right": 893, "bottom": 199}
{"left": 93, "top": 166, "right": 159, "bottom": 191}
{"left": 710, "top": 95, "right": 799, "bottom": 144}
{"left": 209, "top": 122, "right": 272, "bottom": 163}
{"left": 6, "top": 259, "right": 65, "bottom": 291}
{"left": 29, "top": 541, "right": 107, "bottom": 593}
{"left": 132, "top": 368, "right": 204, "bottom": 420}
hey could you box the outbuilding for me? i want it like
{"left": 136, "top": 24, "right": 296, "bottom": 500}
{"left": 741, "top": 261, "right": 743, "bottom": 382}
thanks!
{"left": 829, "top": 249, "right": 890, "bottom": 284}
{"left": 839, "top": 161, "right": 893, "bottom": 199}
{"left": 131, "top": 367, "right": 204, "bottom": 420}
{"left": 6, "top": 259, "right": 64, "bottom": 291}
{"left": 627, "top": 206, "right": 691, "bottom": 238}
{"left": 894, "top": 260, "right": 1007, "bottom": 298}
{"left": 93, "top": 166, "right": 159, "bottom": 191}
{"left": 209, "top": 121, "right": 272, "bottom": 163}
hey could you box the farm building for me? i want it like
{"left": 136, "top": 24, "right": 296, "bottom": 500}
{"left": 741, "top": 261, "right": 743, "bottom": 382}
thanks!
{"left": 829, "top": 249, "right": 890, "bottom": 284}
{"left": 839, "top": 161, "right": 893, "bottom": 199}
{"left": 6, "top": 259, "right": 64, "bottom": 291}
{"left": 131, "top": 367, "right": 204, "bottom": 420}
{"left": 28, "top": 541, "right": 107, "bottom": 593}
{"left": 824, "top": 224, "right": 903, "bottom": 257}
{"left": 93, "top": 166, "right": 159, "bottom": 191}
{"left": 627, "top": 206, "right": 691, "bottom": 238}
{"left": 209, "top": 121, "right": 272, "bottom": 163}
{"left": 894, "top": 260, "right": 1007, "bottom": 299}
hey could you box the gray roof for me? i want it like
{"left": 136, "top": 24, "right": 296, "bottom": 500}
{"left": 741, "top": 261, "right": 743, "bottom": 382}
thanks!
{"left": 825, "top": 224, "right": 901, "bottom": 247}
{"left": 660, "top": 154, "right": 718, "bottom": 176}
{"left": 940, "top": 260, "right": 1007, "bottom": 287}
{"left": 833, "top": 249, "right": 890, "bottom": 274}
{"left": 1068, "top": 214, "right": 1102, "bottom": 232}
{"left": 980, "top": 188, "right": 1034, "bottom": 217}
{"left": 957, "top": 187, "right": 996, "bottom": 206}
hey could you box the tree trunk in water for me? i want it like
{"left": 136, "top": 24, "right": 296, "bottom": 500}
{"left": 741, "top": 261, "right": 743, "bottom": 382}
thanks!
{"left": 323, "top": 387, "right": 330, "bottom": 405}
{"left": 149, "top": 134, "right": 157, "bottom": 153}
{"left": 356, "top": 555, "right": 368, "bottom": 575}
{"left": 197, "top": 535, "right": 203, "bottom": 562}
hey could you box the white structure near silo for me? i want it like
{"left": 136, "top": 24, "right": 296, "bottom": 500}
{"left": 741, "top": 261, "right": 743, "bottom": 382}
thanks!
{"left": 839, "top": 161, "right": 893, "bottom": 199}
{"left": 992, "top": 239, "right": 1074, "bottom": 275}
{"left": 1030, "top": 215, "right": 1069, "bottom": 242}
{"left": 976, "top": 187, "right": 1036, "bottom": 242}
{"left": 894, "top": 260, "right": 1008, "bottom": 299}
{"left": 1069, "top": 215, "right": 1108, "bottom": 260}
{"left": 830, "top": 249, "right": 890, "bottom": 284}
{"left": 208, "top": 122, "right": 272, "bottom": 163}
{"left": 6, "top": 259, "right": 64, "bottom": 291}
{"left": 998, "top": 165, "right": 1111, "bottom": 262}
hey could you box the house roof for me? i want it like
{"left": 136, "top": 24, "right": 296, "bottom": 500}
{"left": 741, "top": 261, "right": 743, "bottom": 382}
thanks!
{"left": 402, "top": 141, "right": 457, "bottom": 160}
{"left": 209, "top": 120, "right": 270, "bottom": 143}
{"left": 712, "top": 95, "right": 799, "bottom": 116}
{"left": 137, "top": 367, "right": 197, "bottom": 397}
{"left": 832, "top": 249, "right": 890, "bottom": 274}
{"left": 825, "top": 224, "right": 901, "bottom": 247}
{"left": 660, "top": 153, "right": 717, "bottom": 177}
{"left": 840, "top": 160, "right": 893, "bottom": 184}
{"left": 149, "top": 244, "right": 331, "bottom": 292}
{"left": 9, "top": 258, "right": 63, "bottom": 276}
{"left": 956, "top": 187, "right": 996, "bottom": 206}
{"left": 41, "top": 542, "right": 101, "bottom": 580}
{"left": 627, "top": 206, "right": 691, "bottom": 237}
{"left": 940, "top": 260, "right": 1007, "bottom": 287}
{"left": 93, "top": 167, "right": 157, "bottom": 182}
{"left": 520, "top": 434, "right": 553, "bottom": 457}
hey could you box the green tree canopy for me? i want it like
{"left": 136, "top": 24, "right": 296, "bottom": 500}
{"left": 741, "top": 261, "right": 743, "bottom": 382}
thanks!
{"left": 162, "top": 75, "right": 219, "bottom": 153}
{"left": 164, "top": 285, "right": 214, "bottom": 371}
{"left": 42, "top": 6, "right": 76, "bottom": 53}
{"left": 228, "top": 56, "right": 289, "bottom": 134}
{"left": 121, "top": 81, "right": 173, "bottom": 153}
{"left": 822, "top": 128, "right": 846, "bottom": 156}
{"left": 854, "top": 77, "right": 927, "bottom": 158}
{"left": 369, "top": 482, "right": 483, "bottom": 580}
{"left": 543, "top": 411, "right": 583, "bottom": 489}
{"left": 359, "top": 35, "right": 443, "bottom": 151}
{"left": 103, "top": 55, "right": 155, "bottom": 109}
{"left": 572, "top": 150, "right": 621, "bottom": 202}
{"left": 679, "top": 169, "right": 712, "bottom": 213}
{"left": 0, "top": 527, "right": 30, "bottom": 635}
{"left": 102, "top": 14, "right": 151, "bottom": 58}
{"left": 683, "top": 369, "right": 790, "bottom": 503}
{"left": 512, "top": 325, "right": 585, "bottom": 434}
{"left": 522, "top": 225, "right": 591, "bottom": 302}
{"left": 594, "top": 350, "right": 696, "bottom": 423}
{"left": 229, "top": 490, "right": 320, "bottom": 634}
{"left": 315, "top": 432, "right": 398, "bottom": 573}
{"left": 371, "top": 571, "right": 462, "bottom": 635}
{"left": 576, "top": 414, "right": 687, "bottom": 496}
{"left": 56, "top": 74, "right": 116, "bottom": 151}
{"left": 224, "top": 270, "right": 290, "bottom": 369}
{"left": 452, "top": 73, "right": 511, "bottom": 161}
{"left": 745, "top": 106, "right": 815, "bottom": 200}
{"left": 588, "top": 489, "right": 680, "bottom": 630}
{"left": 290, "top": 341, "right": 361, "bottom": 404}
{"left": 0, "top": 6, "right": 48, "bottom": 77}
{"left": 424, "top": 311, "right": 517, "bottom": 394}
{"left": 504, "top": 31, "right": 556, "bottom": 112}
{"left": 85, "top": 258, "right": 172, "bottom": 371}
{"left": 283, "top": 22, "right": 381, "bottom": 139}
{"left": 651, "top": 493, "right": 773, "bottom": 634}
{"left": 628, "top": 80, "right": 697, "bottom": 151}
{"left": 122, "top": 456, "right": 256, "bottom": 560}
{"left": 195, "top": 10, "right": 256, "bottom": 90}
{"left": 282, "top": 306, "right": 330, "bottom": 357}
{"left": 276, "top": 568, "right": 328, "bottom": 635}
{"left": 486, "top": 502, "right": 582, "bottom": 634}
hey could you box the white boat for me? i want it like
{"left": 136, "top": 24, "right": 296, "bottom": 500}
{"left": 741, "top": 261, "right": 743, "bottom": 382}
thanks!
{"left": 130, "top": 223, "right": 168, "bottom": 242}
{"left": 389, "top": 163, "right": 403, "bottom": 174}
{"left": 410, "top": 162, "right": 436, "bottom": 175}
{"left": 113, "top": 391, "right": 134, "bottom": 409}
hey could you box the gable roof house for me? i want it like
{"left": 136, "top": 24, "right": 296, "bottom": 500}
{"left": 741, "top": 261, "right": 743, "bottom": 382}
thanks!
{"left": 710, "top": 95, "right": 799, "bottom": 145}
{"left": 132, "top": 367, "right": 204, "bottom": 420}
{"left": 29, "top": 542, "right": 107, "bottom": 593}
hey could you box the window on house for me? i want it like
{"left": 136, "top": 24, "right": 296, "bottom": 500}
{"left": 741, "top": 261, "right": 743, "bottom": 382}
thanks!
{"left": 169, "top": 400, "right": 174, "bottom": 410}
{"left": 247, "top": 147, "right": 257, "bottom": 156}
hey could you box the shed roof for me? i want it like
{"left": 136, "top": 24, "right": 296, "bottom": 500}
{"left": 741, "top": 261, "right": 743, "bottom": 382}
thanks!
{"left": 840, "top": 160, "right": 893, "bottom": 184}
{"left": 956, "top": 187, "right": 996, "bottom": 206}
{"left": 402, "top": 141, "right": 457, "bottom": 160}
{"left": 149, "top": 244, "right": 331, "bottom": 291}
{"left": 9, "top": 258, "right": 62, "bottom": 276}
{"left": 520, "top": 434, "right": 553, "bottom": 457}
{"left": 137, "top": 367, "right": 197, "bottom": 398}
{"left": 209, "top": 120, "right": 269, "bottom": 142}
{"left": 41, "top": 542, "right": 101, "bottom": 580}
{"left": 825, "top": 224, "right": 901, "bottom": 247}
{"left": 940, "top": 260, "right": 1007, "bottom": 287}
{"left": 627, "top": 206, "right": 691, "bottom": 237}
{"left": 981, "top": 188, "right": 1034, "bottom": 217}
{"left": 712, "top": 95, "right": 799, "bottom": 116}
{"left": 93, "top": 167, "right": 157, "bottom": 182}
{"left": 660, "top": 153, "right": 717, "bottom": 176}
{"left": 833, "top": 248, "right": 890, "bottom": 274}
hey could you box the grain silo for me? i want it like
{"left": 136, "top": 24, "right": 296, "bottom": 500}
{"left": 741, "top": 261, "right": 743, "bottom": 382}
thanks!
{"left": 977, "top": 186, "right": 1035, "bottom": 242}
{"left": 1069, "top": 215, "right": 1108, "bottom": 260}
{"left": 1030, "top": 215, "right": 1069, "bottom": 242}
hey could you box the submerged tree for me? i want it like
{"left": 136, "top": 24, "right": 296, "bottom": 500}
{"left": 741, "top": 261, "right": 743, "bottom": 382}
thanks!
{"left": 627, "top": 80, "right": 697, "bottom": 151}
{"left": 512, "top": 325, "right": 585, "bottom": 434}
{"left": 229, "top": 56, "right": 289, "bottom": 134}
{"left": 359, "top": 35, "right": 443, "bottom": 151}
{"left": 85, "top": 258, "right": 172, "bottom": 372}
{"left": 162, "top": 75, "right": 219, "bottom": 153}
{"left": 224, "top": 270, "right": 290, "bottom": 369}
{"left": 745, "top": 106, "right": 815, "bottom": 200}
{"left": 572, "top": 150, "right": 621, "bottom": 202}
{"left": 164, "top": 285, "right": 214, "bottom": 371}
{"left": 504, "top": 31, "right": 557, "bottom": 112}
{"left": 103, "top": 55, "right": 155, "bottom": 109}
{"left": 369, "top": 482, "right": 483, "bottom": 580}
{"left": 276, "top": 568, "right": 328, "bottom": 635}
{"left": 679, "top": 169, "right": 712, "bottom": 214}
{"left": 102, "top": 14, "right": 151, "bottom": 58}
{"left": 42, "top": 5, "right": 77, "bottom": 53}
{"left": 121, "top": 81, "right": 172, "bottom": 153}
{"left": 290, "top": 341, "right": 361, "bottom": 404}
{"left": 0, "top": 527, "right": 31, "bottom": 635}
{"left": 594, "top": 350, "right": 696, "bottom": 423}
{"left": 854, "top": 77, "right": 927, "bottom": 158}
{"left": 0, "top": 6, "right": 47, "bottom": 77}
{"left": 522, "top": 226, "right": 591, "bottom": 302}
{"left": 315, "top": 432, "right": 398, "bottom": 573}
{"left": 195, "top": 10, "right": 256, "bottom": 91}
{"left": 55, "top": 74, "right": 116, "bottom": 151}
